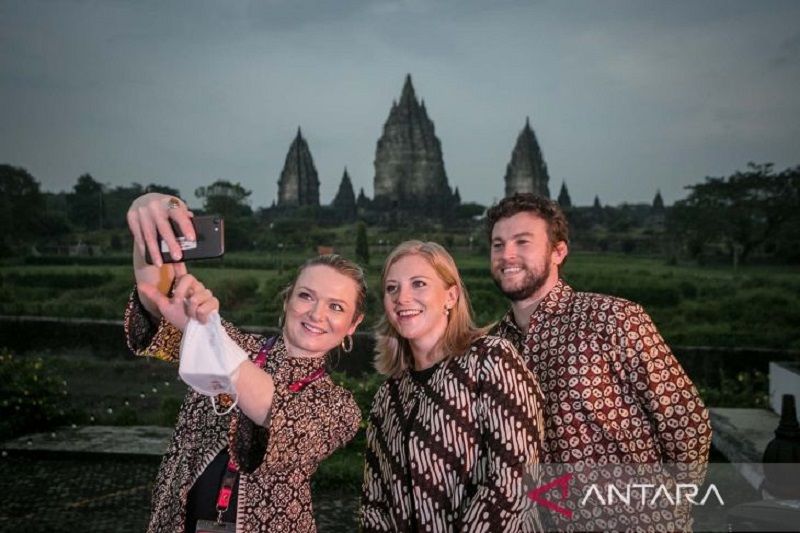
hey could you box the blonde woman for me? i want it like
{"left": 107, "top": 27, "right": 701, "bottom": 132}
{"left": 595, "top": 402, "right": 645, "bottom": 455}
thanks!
{"left": 125, "top": 193, "right": 366, "bottom": 532}
{"left": 361, "top": 240, "right": 545, "bottom": 532}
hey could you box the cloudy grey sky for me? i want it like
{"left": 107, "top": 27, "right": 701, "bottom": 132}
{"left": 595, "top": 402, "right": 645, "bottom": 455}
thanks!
{"left": 2, "top": 0, "right": 799, "bottom": 208}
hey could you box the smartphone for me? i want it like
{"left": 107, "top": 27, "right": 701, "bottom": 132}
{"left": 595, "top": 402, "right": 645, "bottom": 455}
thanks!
{"left": 144, "top": 215, "right": 225, "bottom": 264}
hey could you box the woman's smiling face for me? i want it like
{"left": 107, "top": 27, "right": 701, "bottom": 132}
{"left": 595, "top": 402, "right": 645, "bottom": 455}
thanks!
{"left": 283, "top": 264, "right": 361, "bottom": 357}
{"left": 383, "top": 254, "right": 457, "bottom": 356}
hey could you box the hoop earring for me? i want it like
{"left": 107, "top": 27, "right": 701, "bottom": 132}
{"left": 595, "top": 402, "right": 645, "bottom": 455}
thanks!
{"left": 341, "top": 335, "right": 353, "bottom": 353}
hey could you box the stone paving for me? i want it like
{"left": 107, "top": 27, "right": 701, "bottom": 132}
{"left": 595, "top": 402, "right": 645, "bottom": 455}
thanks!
{"left": 0, "top": 426, "right": 359, "bottom": 532}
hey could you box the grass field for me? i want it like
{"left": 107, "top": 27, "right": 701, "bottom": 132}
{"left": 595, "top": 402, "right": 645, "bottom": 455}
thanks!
{"left": 2, "top": 250, "right": 799, "bottom": 350}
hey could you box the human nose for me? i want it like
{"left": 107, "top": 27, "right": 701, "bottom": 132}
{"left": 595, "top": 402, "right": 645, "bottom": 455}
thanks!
{"left": 500, "top": 242, "right": 516, "bottom": 261}
{"left": 307, "top": 300, "right": 325, "bottom": 322}
{"left": 393, "top": 283, "right": 412, "bottom": 304}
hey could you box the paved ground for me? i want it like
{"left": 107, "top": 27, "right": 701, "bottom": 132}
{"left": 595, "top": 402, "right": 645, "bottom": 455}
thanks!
{"left": 0, "top": 452, "right": 358, "bottom": 533}
{"left": 1, "top": 409, "right": 781, "bottom": 532}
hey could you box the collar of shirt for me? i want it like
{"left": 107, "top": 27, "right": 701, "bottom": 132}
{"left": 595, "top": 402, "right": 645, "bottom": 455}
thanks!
{"left": 498, "top": 278, "right": 574, "bottom": 341}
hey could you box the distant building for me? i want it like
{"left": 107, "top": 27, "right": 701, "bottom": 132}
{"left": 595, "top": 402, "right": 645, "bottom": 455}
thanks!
{"left": 372, "top": 74, "right": 457, "bottom": 216}
{"left": 504, "top": 117, "right": 550, "bottom": 198}
{"left": 557, "top": 181, "right": 572, "bottom": 209}
{"left": 652, "top": 190, "right": 665, "bottom": 211}
{"left": 331, "top": 168, "right": 357, "bottom": 221}
{"left": 277, "top": 128, "right": 320, "bottom": 207}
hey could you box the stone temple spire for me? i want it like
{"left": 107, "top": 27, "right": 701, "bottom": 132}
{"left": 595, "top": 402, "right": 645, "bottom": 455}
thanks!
{"left": 277, "top": 128, "right": 320, "bottom": 207}
{"left": 332, "top": 167, "right": 356, "bottom": 219}
{"left": 652, "top": 190, "right": 665, "bottom": 211}
{"left": 373, "top": 74, "right": 455, "bottom": 216}
{"left": 557, "top": 181, "right": 572, "bottom": 209}
{"left": 504, "top": 117, "right": 550, "bottom": 198}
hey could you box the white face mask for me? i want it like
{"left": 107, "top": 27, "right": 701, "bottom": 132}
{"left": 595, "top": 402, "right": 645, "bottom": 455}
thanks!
{"left": 179, "top": 312, "right": 248, "bottom": 415}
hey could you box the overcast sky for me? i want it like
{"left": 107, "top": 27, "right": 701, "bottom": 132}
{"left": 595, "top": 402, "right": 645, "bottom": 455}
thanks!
{"left": 2, "top": 0, "right": 799, "bottom": 209}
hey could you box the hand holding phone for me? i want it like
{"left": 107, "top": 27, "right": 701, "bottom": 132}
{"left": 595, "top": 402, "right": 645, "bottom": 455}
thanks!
{"left": 144, "top": 215, "right": 225, "bottom": 264}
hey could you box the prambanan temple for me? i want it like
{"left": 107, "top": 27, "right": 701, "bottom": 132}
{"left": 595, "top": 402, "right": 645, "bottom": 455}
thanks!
{"left": 271, "top": 74, "right": 552, "bottom": 221}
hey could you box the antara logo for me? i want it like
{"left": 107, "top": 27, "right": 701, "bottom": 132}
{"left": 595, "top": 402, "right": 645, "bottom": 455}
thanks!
{"left": 527, "top": 473, "right": 724, "bottom": 518}
{"left": 580, "top": 483, "right": 725, "bottom": 507}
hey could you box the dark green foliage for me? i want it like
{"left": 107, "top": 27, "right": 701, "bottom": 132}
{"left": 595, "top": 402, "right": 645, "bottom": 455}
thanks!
{"left": 195, "top": 180, "right": 253, "bottom": 219}
{"left": 669, "top": 163, "right": 800, "bottom": 265}
{"left": 159, "top": 397, "right": 183, "bottom": 426}
{"left": 697, "top": 370, "right": 769, "bottom": 409}
{"left": 456, "top": 202, "right": 486, "bottom": 219}
{"left": 355, "top": 222, "right": 369, "bottom": 265}
{"left": 0, "top": 165, "right": 45, "bottom": 253}
{"left": 67, "top": 174, "right": 106, "bottom": 230}
{"left": 1, "top": 270, "right": 113, "bottom": 289}
{"left": 0, "top": 352, "right": 69, "bottom": 440}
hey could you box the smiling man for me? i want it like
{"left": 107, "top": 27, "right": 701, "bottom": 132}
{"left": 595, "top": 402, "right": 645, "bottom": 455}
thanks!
{"left": 486, "top": 193, "right": 711, "bottom": 467}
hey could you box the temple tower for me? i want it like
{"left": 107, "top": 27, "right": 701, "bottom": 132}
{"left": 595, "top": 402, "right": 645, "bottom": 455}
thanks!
{"left": 504, "top": 117, "right": 550, "bottom": 198}
{"left": 373, "top": 74, "right": 455, "bottom": 215}
{"left": 277, "top": 128, "right": 320, "bottom": 207}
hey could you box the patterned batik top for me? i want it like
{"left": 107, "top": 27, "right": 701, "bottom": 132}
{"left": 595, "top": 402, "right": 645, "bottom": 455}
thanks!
{"left": 491, "top": 279, "right": 712, "bottom": 465}
{"left": 124, "top": 292, "right": 361, "bottom": 533}
{"left": 361, "top": 335, "right": 545, "bottom": 533}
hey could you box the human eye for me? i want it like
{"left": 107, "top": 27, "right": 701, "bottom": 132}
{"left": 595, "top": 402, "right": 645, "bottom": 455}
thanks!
{"left": 412, "top": 279, "right": 427, "bottom": 288}
{"left": 516, "top": 238, "right": 529, "bottom": 246}
{"left": 491, "top": 241, "right": 503, "bottom": 250}
{"left": 297, "top": 291, "right": 312, "bottom": 300}
{"left": 385, "top": 283, "right": 397, "bottom": 294}
{"left": 330, "top": 302, "right": 344, "bottom": 312}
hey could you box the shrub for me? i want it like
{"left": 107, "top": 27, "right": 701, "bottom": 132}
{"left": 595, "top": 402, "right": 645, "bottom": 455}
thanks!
{"left": 0, "top": 351, "right": 69, "bottom": 440}
{"left": 697, "top": 370, "right": 769, "bottom": 408}
{"left": 159, "top": 396, "right": 184, "bottom": 426}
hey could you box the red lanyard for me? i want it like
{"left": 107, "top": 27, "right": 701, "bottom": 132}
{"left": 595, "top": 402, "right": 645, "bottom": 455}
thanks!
{"left": 213, "top": 337, "right": 327, "bottom": 522}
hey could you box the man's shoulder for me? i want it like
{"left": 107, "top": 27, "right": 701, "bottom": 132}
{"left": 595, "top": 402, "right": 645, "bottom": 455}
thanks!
{"left": 570, "top": 288, "right": 645, "bottom": 316}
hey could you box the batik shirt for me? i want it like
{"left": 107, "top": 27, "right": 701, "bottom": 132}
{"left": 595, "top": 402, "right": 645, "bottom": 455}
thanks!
{"left": 361, "top": 335, "right": 545, "bottom": 532}
{"left": 491, "top": 280, "right": 712, "bottom": 531}
{"left": 491, "top": 279, "right": 711, "bottom": 465}
{"left": 124, "top": 292, "right": 360, "bottom": 533}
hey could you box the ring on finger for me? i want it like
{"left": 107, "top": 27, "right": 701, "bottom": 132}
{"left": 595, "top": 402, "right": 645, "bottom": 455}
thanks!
{"left": 167, "top": 197, "right": 181, "bottom": 210}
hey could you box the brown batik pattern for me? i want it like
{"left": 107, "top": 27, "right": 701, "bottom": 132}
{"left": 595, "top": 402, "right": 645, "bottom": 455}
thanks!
{"left": 124, "top": 291, "right": 361, "bottom": 533}
{"left": 361, "top": 335, "right": 545, "bottom": 533}
{"left": 491, "top": 279, "right": 711, "bottom": 531}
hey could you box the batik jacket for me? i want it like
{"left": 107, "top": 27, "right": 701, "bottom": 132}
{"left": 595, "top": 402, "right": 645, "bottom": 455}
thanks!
{"left": 361, "top": 335, "right": 545, "bottom": 532}
{"left": 124, "top": 293, "right": 360, "bottom": 533}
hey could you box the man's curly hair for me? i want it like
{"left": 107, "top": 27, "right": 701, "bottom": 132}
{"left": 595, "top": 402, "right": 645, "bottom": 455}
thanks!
{"left": 485, "top": 193, "right": 569, "bottom": 246}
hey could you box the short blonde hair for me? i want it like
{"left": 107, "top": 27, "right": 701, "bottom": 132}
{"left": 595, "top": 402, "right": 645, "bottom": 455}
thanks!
{"left": 281, "top": 254, "right": 367, "bottom": 324}
{"left": 374, "top": 240, "right": 484, "bottom": 377}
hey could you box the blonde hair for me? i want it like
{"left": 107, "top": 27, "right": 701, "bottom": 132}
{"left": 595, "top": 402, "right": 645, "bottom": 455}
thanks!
{"left": 374, "top": 240, "right": 484, "bottom": 377}
{"left": 281, "top": 254, "right": 367, "bottom": 324}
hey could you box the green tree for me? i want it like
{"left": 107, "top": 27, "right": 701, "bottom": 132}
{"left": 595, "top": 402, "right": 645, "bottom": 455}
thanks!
{"left": 195, "top": 180, "right": 252, "bottom": 219}
{"left": 67, "top": 173, "right": 106, "bottom": 230}
{"left": 355, "top": 222, "right": 369, "bottom": 265}
{"left": 0, "top": 165, "right": 45, "bottom": 253}
{"left": 669, "top": 163, "right": 800, "bottom": 265}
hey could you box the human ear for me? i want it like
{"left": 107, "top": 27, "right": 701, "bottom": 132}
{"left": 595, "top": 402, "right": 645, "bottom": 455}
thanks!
{"left": 445, "top": 285, "right": 458, "bottom": 310}
{"left": 552, "top": 241, "right": 568, "bottom": 267}
{"left": 347, "top": 313, "right": 365, "bottom": 336}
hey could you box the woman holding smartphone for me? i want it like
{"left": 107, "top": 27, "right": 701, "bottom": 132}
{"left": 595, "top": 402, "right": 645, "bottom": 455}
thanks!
{"left": 125, "top": 193, "right": 366, "bottom": 532}
{"left": 361, "top": 240, "right": 545, "bottom": 532}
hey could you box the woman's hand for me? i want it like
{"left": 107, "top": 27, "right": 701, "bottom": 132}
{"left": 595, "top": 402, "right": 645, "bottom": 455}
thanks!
{"left": 137, "top": 274, "right": 220, "bottom": 332}
{"left": 127, "top": 192, "right": 196, "bottom": 267}
{"left": 127, "top": 192, "right": 197, "bottom": 319}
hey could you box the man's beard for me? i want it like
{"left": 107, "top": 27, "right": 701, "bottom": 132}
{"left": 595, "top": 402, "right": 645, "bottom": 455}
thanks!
{"left": 492, "top": 260, "right": 551, "bottom": 302}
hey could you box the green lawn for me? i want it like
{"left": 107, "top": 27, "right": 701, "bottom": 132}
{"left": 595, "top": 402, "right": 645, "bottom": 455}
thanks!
{"left": 2, "top": 251, "right": 799, "bottom": 350}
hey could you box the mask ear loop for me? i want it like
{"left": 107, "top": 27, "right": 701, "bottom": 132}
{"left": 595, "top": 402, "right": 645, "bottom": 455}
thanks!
{"left": 211, "top": 394, "right": 238, "bottom": 416}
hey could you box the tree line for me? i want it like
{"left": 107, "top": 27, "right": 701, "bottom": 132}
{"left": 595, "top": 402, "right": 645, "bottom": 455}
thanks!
{"left": 2, "top": 162, "right": 798, "bottom": 265}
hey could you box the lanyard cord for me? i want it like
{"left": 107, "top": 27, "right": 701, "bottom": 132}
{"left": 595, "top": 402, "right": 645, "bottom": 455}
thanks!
{"left": 213, "top": 336, "right": 327, "bottom": 523}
